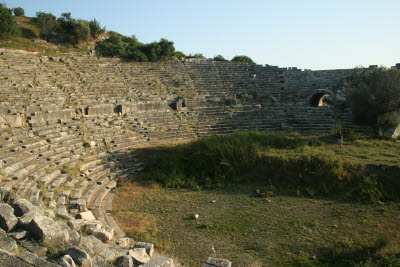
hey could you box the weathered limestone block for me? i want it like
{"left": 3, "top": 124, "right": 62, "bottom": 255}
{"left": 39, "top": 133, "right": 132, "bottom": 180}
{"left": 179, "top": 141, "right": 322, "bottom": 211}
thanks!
{"left": 115, "top": 255, "right": 133, "bottom": 267}
{"left": 138, "top": 257, "right": 175, "bottom": 267}
{"left": 69, "top": 230, "right": 81, "bottom": 246}
{"left": 76, "top": 199, "right": 87, "bottom": 212}
{"left": 128, "top": 248, "right": 150, "bottom": 264}
{"left": 27, "top": 215, "right": 68, "bottom": 247}
{"left": 117, "top": 237, "right": 134, "bottom": 248}
{"left": 0, "top": 204, "right": 18, "bottom": 232}
{"left": 0, "top": 251, "right": 32, "bottom": 266}
{"left": 64, "top": 247, "right": 93, "bottom": 267}
{"left": 0, "top": 115, "right": 23, "bottom": 128}
{"left": 83, "top": 221, "right": 102, "bottom": 233}
{"left": 201, "top": 257, "right": 232, "bottom": 267}
{"left": 59, "top": 254, "right": 77, "bottom": 267}
{"left": 57, "top": 206, "right": 72, "bottom": 220}
{"left": 68, "top": 219, "right": 86, "bottom": 231}
{"left": 29, "top": 109, "right": 75, "bottom": 124}
{"left": 0, "top": 231, "right": 18, "bottom": 255}
{"left": 20, "top": 239, "right": 48, "bottom": 257}
{"left": 92, "top": 226, "right": 114, "bottom": 242}
{"left": 7, "top": 229, "right": 28, "bottom": 240}
{"left": 85, "top": 104, "right": 115, "bottom": 116}
{"left": 12, "top": 198, "right": 43, "bottom": 217}
{"left": 76, "top": 211, "right": 96, "bottom": 221}
{"left": 18, "top": 250, "right": 60, "bottom": 267}
{"left": 134, "top": 242, "right": 154, "bottom": 258}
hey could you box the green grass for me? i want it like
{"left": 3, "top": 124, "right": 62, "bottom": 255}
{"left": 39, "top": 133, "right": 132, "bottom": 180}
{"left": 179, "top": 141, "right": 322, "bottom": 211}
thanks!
{"left": 114, "top": 185, "right": 400, "bottom": 266}
{"left": 113, "top": 131, "right": 400, "bottom": 266}
{"left": 139, "top": 131, "right": 400, "bottom": 201}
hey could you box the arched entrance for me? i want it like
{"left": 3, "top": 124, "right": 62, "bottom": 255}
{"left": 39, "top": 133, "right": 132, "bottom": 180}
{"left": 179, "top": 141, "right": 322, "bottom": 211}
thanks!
{"left": 308, "top": 89, "right": 336, "bottom": 107}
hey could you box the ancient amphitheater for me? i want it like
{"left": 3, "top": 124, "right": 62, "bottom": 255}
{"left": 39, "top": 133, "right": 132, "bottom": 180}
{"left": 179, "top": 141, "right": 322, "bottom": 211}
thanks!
{"left": 0, "top": 48, "right": 380, "bottom": 266}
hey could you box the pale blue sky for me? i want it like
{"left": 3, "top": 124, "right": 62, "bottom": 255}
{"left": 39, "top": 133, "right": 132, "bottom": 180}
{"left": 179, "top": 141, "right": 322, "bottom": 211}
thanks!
{"left": 4, "top": 0, "right": 400, "bottom": 70}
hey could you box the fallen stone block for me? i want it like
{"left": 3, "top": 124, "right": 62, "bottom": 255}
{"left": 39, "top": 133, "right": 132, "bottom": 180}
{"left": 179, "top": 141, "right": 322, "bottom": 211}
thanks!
{"left": 76, "top": 211, "right": 96, "bottom": 221}
{"left": 0, "top": 203, "right": 18, "bottom": 232}
{"left": 27, "top": 215, "right": 69, "bottom": 247}
{"left": 12, "top": 198, "right": 43, "bottom": 217}
{"left": 115, "top": 255, "right": 133, "bottom": 267}
{"left": 64, "top": 246, "right": 93, "bottom": 267}
{"left": 18, "top": 210, "right": 38, "bottom": 229}
{"left": 20, "top": 239, "right": 48, "bottom": 257}
{"left": 201, "top": 257, "right": 232, "bottom": 267}
{"left": 18, "top": 250, "right": 60, "bottom": 267}
{"left": 7, "top": 229, "right": 28, "bottom": 240}
{"left": 92, "top": 226, "right": 114, "bottom": 242}
{"left": 134, "top": 242, "right": 154, "bottom": 258}
{"left": 128, "top": 248, "right": 150, "bottom": 264}
{"left": 0, "top": 251, "right": 32, "bottom": 267}
{"left": 138, "top": 257, "right": 175, "bottom": 267}
{"left": 117, "top": 237, "right": 134, "bottom": 248}
{"left": 68, "top": 219, "right": 86, "bottom": 231}
{"left": 59, "top": 254, "right": 77, "bottom": 267}
{"left": 0, "top": 231, "right": 18, "bottom": 255}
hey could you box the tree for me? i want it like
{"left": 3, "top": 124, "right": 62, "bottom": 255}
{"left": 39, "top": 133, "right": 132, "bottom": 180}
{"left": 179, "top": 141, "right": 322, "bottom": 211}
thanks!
{"left": 36, "top": 12, "right": 57, "bottom": 40}
{"left": 13, "top": 7, "right": 24, "bottom": 16}
{"left": 231, "top": 55, "right": 254, "bottom": 64}
{"left": 187, "top": 53, "right": 204, "bottom": 59}
{"left": 95, "top": 31, "right": 127, "bottom": 57}
{"left": 174, "top": 51, "right": 186, "bottom": 59}
{"left": 346, "top": 67, "right": 400, "bottom": 132}
{"left": 0, "top": 4, "right": 19, "bottom": 39}
{"left": 70, "top": 19, "right": 90, "bottom": 43}
{"left": 89, "top": 19, "right": 105, "bottom": 39}
{"left": 213, "top": 55, "right": 226, "bottom": 61}
{"left": 142, "top": 42, "right": 162, "bottom": 62}
{"left": 158, "top": 38, "right": 175, "bottom": 59}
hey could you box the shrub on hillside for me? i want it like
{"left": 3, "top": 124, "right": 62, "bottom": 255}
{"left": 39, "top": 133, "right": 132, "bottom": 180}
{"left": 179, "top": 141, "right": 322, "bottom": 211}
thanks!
{"left": 96, "top": 33, "right": 176, "bottom": 62}
{"left": 232, "top": 55, "right": 254, "bottom": 64}
{"left": 70, "top": 19, "right": 90, "bottom": 43}
{"left": 89, "top": 19, "right": 105, "bottom": 39}
{"left": 0, "top": 4, "right": 19, "bottom": 39}
{"left": 13, "top": 7, "right": 24, "bottom": 16}
{"left": 356, "top": 175, "right": 383, "bottom": 203}
{"left": 173, "top": 51, "right": 186, "bottom": 59}
{"left": 213, "top": 55, "right": 226, "bottom": 61}
{"left": 346, "top": 67, "right": 400, "bottom": 133}
{"left": 186, "top": 53, "right": 205, "bottom": 59}
{"left": 36, "top": 12, "right": 57, "bottom": 40}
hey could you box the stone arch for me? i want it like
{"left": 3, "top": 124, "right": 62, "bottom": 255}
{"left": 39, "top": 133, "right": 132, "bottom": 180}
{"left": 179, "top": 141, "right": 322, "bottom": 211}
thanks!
{"left": 307, "top": 89, "right": 336, "bottom": 107}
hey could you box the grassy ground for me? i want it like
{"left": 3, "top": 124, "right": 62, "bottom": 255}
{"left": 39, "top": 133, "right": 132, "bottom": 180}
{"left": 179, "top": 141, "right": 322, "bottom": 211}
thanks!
{"left": 113, "top": 132, "right": 400, "bottom": 266}
{"left": 113, "top": 182, "right": 400, "bottom": 266}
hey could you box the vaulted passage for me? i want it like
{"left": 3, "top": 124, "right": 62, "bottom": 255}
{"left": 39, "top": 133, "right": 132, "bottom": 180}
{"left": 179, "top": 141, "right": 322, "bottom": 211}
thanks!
{"left": 310, "top": 92, "right": 333, "bottom": 107}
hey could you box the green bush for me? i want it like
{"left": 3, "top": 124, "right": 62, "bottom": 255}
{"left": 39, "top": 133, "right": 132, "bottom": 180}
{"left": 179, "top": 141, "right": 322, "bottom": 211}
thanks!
{"left": 96, "top": 33, "right": 176, "bottom": 62}
{"left": 70, "top": 19, "right": 90, "bottom": 43}
{"left": 36, "top": 12, "right": 57, "bottom": 40}
{"left": 231, "top": 55, "right": 254, "bottom": 64}
{"left": 142, "top": 132, "right": 354, "bottom": 194}
{"left": 0, "top": 4, "right": 19, "bottom": 39}
{"left": 13, "top": 7, "right": 24, "bottom": 16}
{"left": 347, "top": 67, "right": 400, "bottom": 132}
{"left": 89, "top": 19, "right": 105, "bottom": 39}
{"left": 95, "top": 31, "right": 126, "bottom": 57}
{"left": 187, "top": 53, "right": 205, "bottom": 59}
{"left": 356, "top": 175, "right": 383, "bottom": 204}
{"left": 173, "top": 51, "right": 186, "bottom": 59}
{"left": 213, "top": 55, "right": 226, "bottom": 61}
